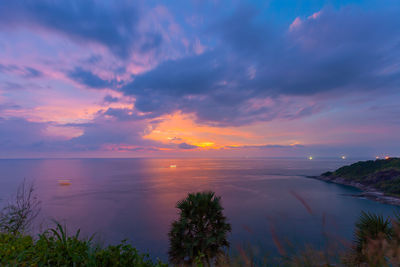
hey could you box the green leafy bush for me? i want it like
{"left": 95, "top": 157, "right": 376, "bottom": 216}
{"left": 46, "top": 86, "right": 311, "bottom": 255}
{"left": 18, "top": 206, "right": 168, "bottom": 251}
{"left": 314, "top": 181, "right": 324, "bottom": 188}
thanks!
{"left": 0, "top": 222, "right": 166, "bottom": 266}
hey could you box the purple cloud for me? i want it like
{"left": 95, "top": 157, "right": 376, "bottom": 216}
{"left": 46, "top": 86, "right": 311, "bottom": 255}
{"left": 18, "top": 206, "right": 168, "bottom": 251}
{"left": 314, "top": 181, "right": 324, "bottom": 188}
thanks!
{"left": 0, "top": 1, "right": 162, "bottom": 58}
{"left": 67, "top": 67, "right": 116, "bottom": 89}
{"left": 0, "top": 117, "right": 48, "bottom": 151}
{"left": 0, "top": 1, "right": 399, "bottom": 157}
{"left": 0, "top": 64, "right": 43, "bottom": 79}
{"left": 0, "top": 114, "right": 157, "bottom": 154}
{"left": 178, "top": 143, "right": 198, "bottom": 150}
{"left": 103, "top": 95, "right": 119, "bottom": 103}
{"left": 120, "top": 5, "right": 400, "bottom": 126}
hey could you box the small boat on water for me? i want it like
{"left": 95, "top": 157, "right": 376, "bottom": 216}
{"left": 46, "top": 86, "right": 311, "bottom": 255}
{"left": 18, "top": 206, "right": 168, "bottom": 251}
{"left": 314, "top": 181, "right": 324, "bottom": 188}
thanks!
{"left": 169, "top": 165, "right": 177, "bottom": 168}
{"left": 58, "top": 179, "right": 71, "bottom": 186}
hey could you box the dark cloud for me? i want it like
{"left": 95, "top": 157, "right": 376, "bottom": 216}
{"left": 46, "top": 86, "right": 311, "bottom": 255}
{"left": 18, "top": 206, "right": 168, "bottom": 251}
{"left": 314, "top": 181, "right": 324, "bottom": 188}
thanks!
{"left": 65, "top": 115, "right": 154, "bottom": 151}
{"left": 68, "top": 67, "right": 116, "bottom": 89}
{"left": 103, "top": 95, "right": 119, "bottom": 103}
{"left": 126, "top": 52, "right": 225, "bottom": 97}
{"left": 0, "top": 64, "right": 43, "bottom": 78}
{"left": 226, "top": 144, "right": 304, "bottom": 149}
{"left": 0, "top": 103, "right": 21, "bottom": 111}
{"left": 284, "top": 104, "right": 324, "bottom": 120}
{"left": 169, "top": 137, "right": 182, "bottom": 141}
{"left": 209, "top": 5, "right": 273, "bottom": 56}
{"left": 24, "top": 67, "right": 42, "bottom": 78}
{"left": 122, "top": 51, "right": 255, "bottom": 124}
{"left": 178, "top": 142, "right": 198, "bottom": 150}
{"left": 104, "top": 108, "right": 138, "bottom": 121}
{"left": 121, "top": 6, "right": 400, "bottom": 126}
{"left": 1, "top": 82, "right": 25, "bottom": 90}
{"left": 0, "top": 115, "right": 155, "bottom": 153}
{"left": 85, "top": 54, "right": 102, "bottom": 64}
{"left": 140, "top": 33, "right": 163, "bottom": 53}
{"left": 0, "top": 117, "right": 48, "bottom": 151}
{"left": 0, "top": 1, "right": 162, "bottom": 58}
{"left": 114, "top": 146, "right": 160, "bottom": 152}
{"left": 102, "top": 108, "right": 157, "bottom": 121}
{"left": 0, "top": 63, "right": 18, "bottom": 73}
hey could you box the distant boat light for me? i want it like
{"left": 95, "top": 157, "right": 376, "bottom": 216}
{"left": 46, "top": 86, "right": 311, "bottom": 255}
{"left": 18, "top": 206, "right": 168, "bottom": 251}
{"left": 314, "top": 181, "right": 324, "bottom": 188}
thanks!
{"left": 169, "top": 165, "right": 177, "bottom": 168}
{"left": 376, "top": 156, "right": 380, "bottom": 159}
{"left": 341, "top": 156, "right": 346, "bottom": 160}
{"left": 58, "top": 179, "right": 71, "bottom": 186}
{"left": 308, "top": 156, "right": 313, "bottom": 160}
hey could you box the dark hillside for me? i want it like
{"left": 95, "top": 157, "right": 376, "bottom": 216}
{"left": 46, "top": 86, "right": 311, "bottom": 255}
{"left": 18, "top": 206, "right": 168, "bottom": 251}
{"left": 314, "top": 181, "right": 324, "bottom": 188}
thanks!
{"left": 321, "top": 158, "right": 400, "bottom": 196}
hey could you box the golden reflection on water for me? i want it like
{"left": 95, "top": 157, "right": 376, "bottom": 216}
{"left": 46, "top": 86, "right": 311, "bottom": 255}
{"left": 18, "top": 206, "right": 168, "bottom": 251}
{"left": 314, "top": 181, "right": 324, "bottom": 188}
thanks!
{"left": 58, "top": 179, "right": 71, "bottom": 186}
{"left": 32, "top": 159, "right": 218, "bottom": 246}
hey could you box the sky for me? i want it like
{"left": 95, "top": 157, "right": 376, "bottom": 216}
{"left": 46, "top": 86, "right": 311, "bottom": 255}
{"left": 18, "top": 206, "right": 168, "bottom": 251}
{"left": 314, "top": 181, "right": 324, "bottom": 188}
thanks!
{"left": 0, "top": 0, "right": 399, "bottom": 158}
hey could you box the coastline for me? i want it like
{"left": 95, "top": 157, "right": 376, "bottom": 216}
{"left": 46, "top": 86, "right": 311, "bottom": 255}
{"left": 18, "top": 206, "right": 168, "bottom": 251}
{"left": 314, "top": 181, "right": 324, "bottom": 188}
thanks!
{"left": 308, "top": 175, "right": 400, "bottom": 206}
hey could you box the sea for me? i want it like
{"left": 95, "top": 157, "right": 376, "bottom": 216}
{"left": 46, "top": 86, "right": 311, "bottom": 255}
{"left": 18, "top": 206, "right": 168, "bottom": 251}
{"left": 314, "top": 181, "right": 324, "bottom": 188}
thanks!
{"left": 0, "top": 158, "right": 398, "bottom": 261}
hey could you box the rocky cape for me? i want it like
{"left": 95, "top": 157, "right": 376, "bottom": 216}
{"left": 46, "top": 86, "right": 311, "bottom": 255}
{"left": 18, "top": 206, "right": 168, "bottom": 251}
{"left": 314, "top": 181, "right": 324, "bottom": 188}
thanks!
{"left": 309, "top": 158, "right": 400, "bottom": 206}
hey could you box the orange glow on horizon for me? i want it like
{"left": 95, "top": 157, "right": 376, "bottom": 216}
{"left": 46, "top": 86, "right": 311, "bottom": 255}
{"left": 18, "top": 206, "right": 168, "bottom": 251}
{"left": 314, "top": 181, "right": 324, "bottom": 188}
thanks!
{"left": 144, "top": 112, "right": 256, "bottom": 150}
{"left": 141, "top": 112, "right": 307, "bottom": 153}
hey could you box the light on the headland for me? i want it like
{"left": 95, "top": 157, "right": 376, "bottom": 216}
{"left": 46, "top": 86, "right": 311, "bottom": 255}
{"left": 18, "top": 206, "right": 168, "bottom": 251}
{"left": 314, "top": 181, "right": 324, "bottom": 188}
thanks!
{"left": 376, "top": 156, "right": 380, "bottom": 159}
{"left": 385, "top": 156, "right": 390, "bottom": 160}
{"left": 170, "top": 165, "right": 177, "bottom": 168}
{"left": 341, "top": 155, "right": 346, "bottom": 160}
{"left": 308, "top": 156, "right": 313, "bottom": 160}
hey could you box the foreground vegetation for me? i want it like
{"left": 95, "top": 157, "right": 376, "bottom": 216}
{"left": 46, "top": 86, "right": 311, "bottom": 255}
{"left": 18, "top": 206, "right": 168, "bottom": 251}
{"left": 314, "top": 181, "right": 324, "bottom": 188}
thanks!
{"left": 2, "top": 181, "right": 400, "bottom": 266}
{"left": 322, "top": 157, "right": 400, "bottom": 196}
{"left": 0, "top": 181, "right": 166, "bottom": 266}
{"left": 0, "top": 227, "right": 166, "bottom": 266}
{"left": 168, "top": 192, "right": 231, "bottom": 266}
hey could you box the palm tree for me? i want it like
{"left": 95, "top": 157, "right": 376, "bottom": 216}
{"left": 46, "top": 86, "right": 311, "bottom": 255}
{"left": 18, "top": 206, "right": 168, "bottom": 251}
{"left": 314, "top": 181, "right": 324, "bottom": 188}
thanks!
{"left": 348, "top": 211, "right": 392, "bottom": 265}
{"left": 168, "top": 191, "right": 231, "bottom": 266}
{"left": 354, "top": 211, "right": 392, "bottom": 252}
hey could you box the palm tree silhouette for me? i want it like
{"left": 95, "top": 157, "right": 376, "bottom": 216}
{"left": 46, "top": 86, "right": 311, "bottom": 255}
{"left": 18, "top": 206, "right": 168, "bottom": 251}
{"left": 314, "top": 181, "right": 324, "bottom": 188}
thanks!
{"left": 347, "top": 211, "right": 393, "bottom": 265}
{"left": 168, "top": 191, "right": 231, "bottom": 266}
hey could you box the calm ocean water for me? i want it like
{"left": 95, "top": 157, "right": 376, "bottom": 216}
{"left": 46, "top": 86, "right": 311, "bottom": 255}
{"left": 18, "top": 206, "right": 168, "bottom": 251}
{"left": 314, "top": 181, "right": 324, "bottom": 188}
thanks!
{"left": 0, "top": 158, "right": 398, "bottom": 260}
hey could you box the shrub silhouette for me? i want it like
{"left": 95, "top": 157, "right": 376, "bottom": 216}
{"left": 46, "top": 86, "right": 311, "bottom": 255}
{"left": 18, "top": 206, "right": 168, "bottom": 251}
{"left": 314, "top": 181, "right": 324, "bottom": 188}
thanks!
{"left": 0, "top": 180, "right": 40, "bottom": 234}
{"left": 168, "top": 191, "right": 231, "bottom": 266}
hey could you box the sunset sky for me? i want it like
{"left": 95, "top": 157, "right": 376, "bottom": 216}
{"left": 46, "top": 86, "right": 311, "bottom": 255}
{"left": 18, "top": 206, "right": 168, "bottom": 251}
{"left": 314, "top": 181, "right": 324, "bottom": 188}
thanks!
{"left": 0, "top": 0, "right": 399, "bottom": 158}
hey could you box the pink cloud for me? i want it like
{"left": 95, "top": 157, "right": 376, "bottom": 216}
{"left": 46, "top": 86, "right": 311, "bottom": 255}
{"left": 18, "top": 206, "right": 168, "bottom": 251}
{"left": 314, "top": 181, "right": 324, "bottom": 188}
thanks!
{"left": 289, "top": 17, "right": 303, "bottom": 31}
